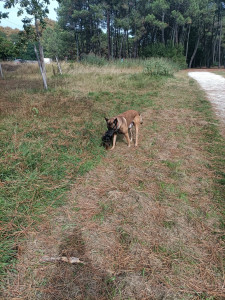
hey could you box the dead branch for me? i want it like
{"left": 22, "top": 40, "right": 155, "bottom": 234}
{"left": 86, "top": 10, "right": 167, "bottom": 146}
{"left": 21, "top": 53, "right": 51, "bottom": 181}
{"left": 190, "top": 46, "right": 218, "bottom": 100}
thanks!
{"left": 41, "top": 256, "right": 85, "bottom": 264}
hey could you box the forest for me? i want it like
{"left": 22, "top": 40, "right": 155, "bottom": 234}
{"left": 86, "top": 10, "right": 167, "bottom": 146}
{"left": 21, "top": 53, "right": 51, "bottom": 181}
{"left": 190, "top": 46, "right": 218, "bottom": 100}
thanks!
{"left": 0, "top": 1, "right": 225, "bottom": 68}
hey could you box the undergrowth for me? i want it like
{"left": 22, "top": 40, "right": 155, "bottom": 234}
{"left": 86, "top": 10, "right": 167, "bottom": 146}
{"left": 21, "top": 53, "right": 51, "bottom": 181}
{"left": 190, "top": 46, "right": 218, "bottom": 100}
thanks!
{"left": 143, "top": 57, "right": 180, "bottom": 76}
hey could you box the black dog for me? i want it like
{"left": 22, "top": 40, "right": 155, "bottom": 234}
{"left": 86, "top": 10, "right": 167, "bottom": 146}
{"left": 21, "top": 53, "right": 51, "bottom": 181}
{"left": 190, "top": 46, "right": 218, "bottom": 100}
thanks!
{"left": 102, "top": 128, "right": 115, "bottom": 149}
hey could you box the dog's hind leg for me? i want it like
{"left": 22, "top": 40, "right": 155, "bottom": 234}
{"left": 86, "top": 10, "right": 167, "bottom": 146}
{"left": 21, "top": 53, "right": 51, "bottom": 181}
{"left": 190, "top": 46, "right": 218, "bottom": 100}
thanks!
{"left": 128, "top": 128, "right": 133, "bottom": 142}
{"left": 124, "top": 131, "right": 131, "bottom": 147}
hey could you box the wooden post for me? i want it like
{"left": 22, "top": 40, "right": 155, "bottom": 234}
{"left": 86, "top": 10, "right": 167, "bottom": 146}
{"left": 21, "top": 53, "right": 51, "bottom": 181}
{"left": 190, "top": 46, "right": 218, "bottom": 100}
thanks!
{"left": 52, "top": 64, "right": 56, "bottom": 76}
{"left": 55, "top": 56, "right": 62, "bottom": 75}
{"left": 0, "top": 63, "right": 4, "bottom": 79}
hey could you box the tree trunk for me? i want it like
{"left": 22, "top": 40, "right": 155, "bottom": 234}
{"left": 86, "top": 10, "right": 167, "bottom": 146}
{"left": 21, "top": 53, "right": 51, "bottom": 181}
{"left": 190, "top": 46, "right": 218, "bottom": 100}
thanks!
{"left": 97, "top": 27, "right": 101, "bottom": 56}
{"left": 0, "top": 63, "right": 4, "bottom": 79}
{"left": 111, "top": 35, "right": 114, "bottom": 59}
{"left": 162, "top": 13, "right": 165, "bottom": 44}
{"left": 34, "top": 44, "right": 48, "bottom": 89}
{"left": 208, "top": 15, "right": 216, "bottom": 68}
{"left": 185, "top": 24, "right": 191, "bottom": 60}
{"left": 75, "top": 32, "right": 79, "bottom": 62}
{"left": 119, "top": 32, "right": 126, "bottom": 58}
{"left": 107, "top": 8, "right": 111, "bottom": 60}
{"left": 133, "top": 40, "right": 138, "bottom": 58}
{"left": 171, "top": 27, "right": 174, "bottom": 45}
{"left": 189, "top": 34, "right": 200, "bottom": 68}
{"left": 218, "top": 16, "right": 222, "bottom": 68}
{"left": 212, "top": 39, "right": 216, "bottom": 65}
{"left": 34, "top": 17, "right": 47, "bottom": 90}
{"left": 115, "top": 28, "right": 119, "bottom": 58}
{"left": 175, "top": 24, "right": 178, "bottom": 44}
{"left": 126, "top": 30, "right": 130, "bottom": 58}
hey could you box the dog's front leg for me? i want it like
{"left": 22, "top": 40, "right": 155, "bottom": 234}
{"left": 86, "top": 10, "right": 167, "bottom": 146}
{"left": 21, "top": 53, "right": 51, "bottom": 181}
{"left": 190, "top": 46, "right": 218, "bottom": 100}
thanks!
{"left": 135, "top": 124, "right": 139, "bottom": 147}
{"left": 110, "top": 133, "right": 117, "bottom": 150}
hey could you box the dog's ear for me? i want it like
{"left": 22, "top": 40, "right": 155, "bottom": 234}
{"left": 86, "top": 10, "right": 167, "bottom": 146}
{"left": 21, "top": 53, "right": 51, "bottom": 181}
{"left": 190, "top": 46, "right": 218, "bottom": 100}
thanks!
{"left": 105, "top": 117, "right": 109, "bottom": 122}
{"left": 113, "top": 118, "right": 118, "bottom": 125}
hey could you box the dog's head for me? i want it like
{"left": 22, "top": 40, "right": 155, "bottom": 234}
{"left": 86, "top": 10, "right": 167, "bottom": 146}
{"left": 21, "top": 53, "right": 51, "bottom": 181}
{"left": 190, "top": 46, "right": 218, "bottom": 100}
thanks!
{"left": 102, "top": 117, "right": 118, "bottom": 149}
{"left": 105, "top": 117, "right": 118, "bottom": 131}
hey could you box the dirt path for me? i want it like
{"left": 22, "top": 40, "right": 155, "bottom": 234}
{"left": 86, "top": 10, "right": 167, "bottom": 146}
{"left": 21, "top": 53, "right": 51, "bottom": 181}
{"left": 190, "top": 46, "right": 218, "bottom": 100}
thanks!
{"left": 3, "top": 72, "right": 224, "bottom": 300}
{"left": 188, "top": 71, "right": 225, "bottom": 123}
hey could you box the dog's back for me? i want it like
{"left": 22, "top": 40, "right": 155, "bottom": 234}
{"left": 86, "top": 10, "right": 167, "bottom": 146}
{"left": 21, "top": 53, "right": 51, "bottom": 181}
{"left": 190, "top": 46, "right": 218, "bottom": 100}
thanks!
{"left": 119, "top": 110, "right": 141, "bottom": 127}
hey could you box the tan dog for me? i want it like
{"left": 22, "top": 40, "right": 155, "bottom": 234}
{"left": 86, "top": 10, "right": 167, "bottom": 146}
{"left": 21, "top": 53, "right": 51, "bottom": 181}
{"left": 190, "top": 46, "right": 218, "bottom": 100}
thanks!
{"left": 105, "top": 110, "right": 143, "bottom": 150}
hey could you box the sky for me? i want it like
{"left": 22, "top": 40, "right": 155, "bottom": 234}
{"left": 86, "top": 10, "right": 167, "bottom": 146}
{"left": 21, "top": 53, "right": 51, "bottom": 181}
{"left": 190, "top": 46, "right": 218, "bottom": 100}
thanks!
{"left": 0, "top": 0, "right": 59, "bottom": 30}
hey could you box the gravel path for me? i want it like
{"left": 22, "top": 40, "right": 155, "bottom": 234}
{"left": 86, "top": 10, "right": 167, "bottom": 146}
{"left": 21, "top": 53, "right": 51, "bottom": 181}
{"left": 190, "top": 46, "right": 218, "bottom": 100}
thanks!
{"left": 188, "top": 72, "right": 225, "bottom": 122}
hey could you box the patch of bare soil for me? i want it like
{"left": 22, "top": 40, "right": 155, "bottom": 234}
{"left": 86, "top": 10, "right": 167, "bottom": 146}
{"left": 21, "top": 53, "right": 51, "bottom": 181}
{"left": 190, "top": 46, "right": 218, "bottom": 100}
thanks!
{"left": 188, "top": 71, "right": 225, "bottom": 122}
{"left": 187, "top": 69, "right": 225, "bottom": 137}
{"left": 3, "top": 102, "right": 224, "bottom": 299}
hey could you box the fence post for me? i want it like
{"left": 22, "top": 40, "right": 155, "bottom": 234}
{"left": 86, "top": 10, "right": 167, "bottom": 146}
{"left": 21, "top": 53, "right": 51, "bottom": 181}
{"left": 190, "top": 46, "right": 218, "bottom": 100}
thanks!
{"left": 0, "top": 63, "right": 4, "bottom": 79}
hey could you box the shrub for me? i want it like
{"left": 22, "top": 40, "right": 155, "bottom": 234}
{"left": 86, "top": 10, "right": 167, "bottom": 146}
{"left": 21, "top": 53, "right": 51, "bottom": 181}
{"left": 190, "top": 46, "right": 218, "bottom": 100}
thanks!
{"left": 143, "top": 57, "right": 180, "bottom": 76}
{"left": 141, "top": 42, "right": 187, "bottom": 69}
{"left": 81, "top": 53, "right": 108, "bottom": 66}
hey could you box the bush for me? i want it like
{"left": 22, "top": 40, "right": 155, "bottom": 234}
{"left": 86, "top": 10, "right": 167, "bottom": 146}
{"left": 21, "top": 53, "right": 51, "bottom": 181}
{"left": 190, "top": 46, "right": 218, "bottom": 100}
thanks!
{"left": 141, "top": 42, "right": 187, "bottom": 69}
{"left": 143, "top": 57, "right": 180, "bottom": 76}
{"left": 81, "top": 53, "right": 108, "bottom": 66}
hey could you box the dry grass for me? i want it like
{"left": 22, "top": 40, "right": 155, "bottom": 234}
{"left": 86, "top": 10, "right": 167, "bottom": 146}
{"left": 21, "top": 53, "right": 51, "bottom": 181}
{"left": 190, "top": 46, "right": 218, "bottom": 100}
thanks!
{"left": 1, "top": 63, "right": 225, "bottom": 299}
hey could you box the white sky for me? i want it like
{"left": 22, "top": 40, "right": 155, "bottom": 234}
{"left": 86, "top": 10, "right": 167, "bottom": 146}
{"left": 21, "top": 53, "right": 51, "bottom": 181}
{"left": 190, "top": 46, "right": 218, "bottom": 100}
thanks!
{"left": 0, "top": 0, "right": 58, "bottom": 30}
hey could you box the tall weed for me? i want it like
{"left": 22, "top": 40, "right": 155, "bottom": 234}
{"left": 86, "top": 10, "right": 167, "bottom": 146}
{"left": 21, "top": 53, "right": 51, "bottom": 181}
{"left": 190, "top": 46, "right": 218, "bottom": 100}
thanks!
{"left": 141, "top": 42, "right": 187, "bottom": 69}
{"left": 81, "top": 53, "right": 108, "bottom": 66}
{"left": 143, "top": 57, "right": 180, "bottom": 76}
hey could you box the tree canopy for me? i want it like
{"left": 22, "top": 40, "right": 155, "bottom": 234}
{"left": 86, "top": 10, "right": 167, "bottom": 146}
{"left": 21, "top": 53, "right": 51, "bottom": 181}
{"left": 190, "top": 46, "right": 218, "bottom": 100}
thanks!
{"left": 1, "top": 0, "right": 225, "bottom": 67}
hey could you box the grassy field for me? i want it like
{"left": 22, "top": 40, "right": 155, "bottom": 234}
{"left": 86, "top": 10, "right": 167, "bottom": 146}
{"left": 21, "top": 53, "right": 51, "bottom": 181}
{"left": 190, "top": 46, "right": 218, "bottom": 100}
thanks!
{"left": 0, "top": 61, "right": 224, "bottom": 299}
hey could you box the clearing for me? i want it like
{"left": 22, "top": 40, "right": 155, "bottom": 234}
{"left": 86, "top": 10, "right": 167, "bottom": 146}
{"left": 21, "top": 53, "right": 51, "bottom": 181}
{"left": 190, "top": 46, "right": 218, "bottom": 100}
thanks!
{"left": 1, "top": 64, "right": 224, "bottom": 300}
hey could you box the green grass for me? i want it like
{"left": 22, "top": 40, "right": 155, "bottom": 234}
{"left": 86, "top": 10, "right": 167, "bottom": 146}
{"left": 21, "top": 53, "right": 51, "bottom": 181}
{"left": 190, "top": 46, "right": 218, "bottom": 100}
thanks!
{"left": 0, "top": 114, "right": 106, "bottom": 275}
{"left": 191, "top": 90, "right": 225, "bottom": 233}
{"left": 0, "top": 63, "right": 162, "bottom": 277}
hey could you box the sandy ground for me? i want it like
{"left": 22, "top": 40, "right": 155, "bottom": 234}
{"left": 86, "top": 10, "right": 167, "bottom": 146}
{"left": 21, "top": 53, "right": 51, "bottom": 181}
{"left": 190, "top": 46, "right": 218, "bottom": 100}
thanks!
{"left": 188, "top": 72, "right": 225, "bottom": 123}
